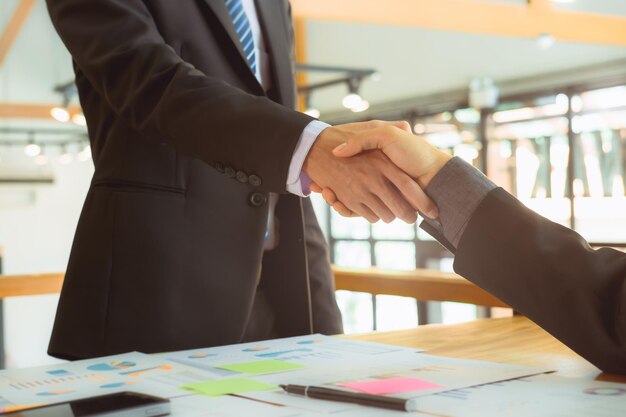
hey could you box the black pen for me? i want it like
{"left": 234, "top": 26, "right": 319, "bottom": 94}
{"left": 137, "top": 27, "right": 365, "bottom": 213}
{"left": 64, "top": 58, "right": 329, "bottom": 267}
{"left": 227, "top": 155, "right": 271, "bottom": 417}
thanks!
{"left": 279, "top": 384, "right": 418, "bottom": 412}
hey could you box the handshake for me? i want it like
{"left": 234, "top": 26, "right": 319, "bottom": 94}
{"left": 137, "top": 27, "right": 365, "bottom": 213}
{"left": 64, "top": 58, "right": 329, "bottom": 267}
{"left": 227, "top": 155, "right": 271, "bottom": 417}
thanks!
{"left": 303, "top": 120, "right": 452, "bottom": 223}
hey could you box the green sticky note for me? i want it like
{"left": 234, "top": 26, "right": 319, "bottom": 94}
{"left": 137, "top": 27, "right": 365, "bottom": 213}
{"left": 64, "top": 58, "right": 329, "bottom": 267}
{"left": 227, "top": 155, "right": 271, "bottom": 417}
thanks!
{"left": 216, "top": 360, "right": 305, "bottom": 375}
{"left": 182, "top": 378, "right": 277, "bottom": 397}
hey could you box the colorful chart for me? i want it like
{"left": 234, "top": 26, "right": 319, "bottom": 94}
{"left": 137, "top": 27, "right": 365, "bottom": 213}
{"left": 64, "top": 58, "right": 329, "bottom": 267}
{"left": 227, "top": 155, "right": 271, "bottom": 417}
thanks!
{"left": 119, "top": 365, "right": 172, "bottom": 377}
{"left": 188, "top": 353, "right": 218, "bottom": 359}
{"left": 100, "top": 381, "right": 139, "bottom": 389}
{"left": 7, "top": 373, "right": 108, "bottom": 390}
{"left": 36, "top": 389, "right": 75, "bottom": 396}
{"left": 0, "top": 352, "right": 202, "bottom": 406}
{"left": 297, "top": 340, "right": 321, "bottom": 345}
{"left": 87, "top": 361, "right": 136, "bottom": 372}
{"left": 46, "top": 370, "right": 72, "bottom": 377}
{"left": 0, "top": 404, "right": 42, "bottom": 413}
{"left": 243, "top": 346, "right": 269, "bottom": 352}
{"left": 165, "top": 359, "right": 239, "bottom": 377}
{"left": 256, "top": 348, "right": 312, "bottom": 358}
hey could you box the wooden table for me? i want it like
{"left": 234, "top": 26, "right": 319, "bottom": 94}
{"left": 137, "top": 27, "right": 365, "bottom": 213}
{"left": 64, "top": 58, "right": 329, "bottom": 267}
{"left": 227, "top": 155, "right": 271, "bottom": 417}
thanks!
{"left": 0, "top": 269, "right": 507, "bottom": 308}
{"left": 1, "top": 274, "right": 624, "bottom": 385}
{"left": 347, "top": 316, "right": 626, "bottom": 384}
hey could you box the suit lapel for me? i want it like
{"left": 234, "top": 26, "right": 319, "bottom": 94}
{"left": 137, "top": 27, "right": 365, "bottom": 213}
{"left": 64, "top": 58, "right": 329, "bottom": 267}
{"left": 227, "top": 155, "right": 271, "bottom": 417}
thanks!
{"left": 200, "top": 0, "right": 295, "bottom": 106}
{"left": 254, "top": 0, "right": 296, "bottom": 108}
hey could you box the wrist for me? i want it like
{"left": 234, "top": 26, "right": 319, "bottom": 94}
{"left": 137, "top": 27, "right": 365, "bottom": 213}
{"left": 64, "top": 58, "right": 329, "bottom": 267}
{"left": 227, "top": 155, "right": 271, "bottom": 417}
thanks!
{"left": 289, "top": 120, "right": 330, "bottom": 196}
{"left": 418, "top": 151, "right": 453, "bottom": 188}
{"left": 302, "top": 126, "right": 343, "bottom": 178}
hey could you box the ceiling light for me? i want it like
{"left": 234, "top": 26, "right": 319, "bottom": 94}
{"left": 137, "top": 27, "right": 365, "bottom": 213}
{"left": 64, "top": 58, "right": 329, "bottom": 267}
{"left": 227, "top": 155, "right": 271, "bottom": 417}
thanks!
{"left": 59, "top": 145, "right": 73, "bottom": 165}
{"left": 24, "top": 139, "right": 41, "bottom": 157}
{"left": 77, "top": 144, "right": 92, "bottom": 162}
{"left": 343, "top": 78, "right": 370, "bottom": 112}
{"left": 342, "top": 93, "right": 363, "bottom": 110}
{"left": 350, "top": 100, "right": 370, "bottom": 113}
{"left": 51, "top": 106, "right": 70, "bottom": 122}
{"left": 51, "top": 83, "right": 76, "bottom": 123}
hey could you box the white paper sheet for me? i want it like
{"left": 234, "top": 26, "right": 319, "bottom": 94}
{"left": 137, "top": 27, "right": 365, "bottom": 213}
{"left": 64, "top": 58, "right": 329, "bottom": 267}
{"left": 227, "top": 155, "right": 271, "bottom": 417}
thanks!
{"left": 411, "top": 373, "right": 626, "bottom": 417}
{"left": 0, "top": 352, "right": 210, "bottom": 406}
{"left": 241, "top": 353, "right": 547, "bottom": 412}
{"left": 154, "top": 334, "right": 422, "bottom": 377}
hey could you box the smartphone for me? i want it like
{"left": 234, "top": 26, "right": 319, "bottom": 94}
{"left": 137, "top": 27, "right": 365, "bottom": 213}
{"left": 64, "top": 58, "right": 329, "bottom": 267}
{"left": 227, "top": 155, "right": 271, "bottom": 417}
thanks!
{"left": 1, "top": 392, "right": 170, "bottom": 417}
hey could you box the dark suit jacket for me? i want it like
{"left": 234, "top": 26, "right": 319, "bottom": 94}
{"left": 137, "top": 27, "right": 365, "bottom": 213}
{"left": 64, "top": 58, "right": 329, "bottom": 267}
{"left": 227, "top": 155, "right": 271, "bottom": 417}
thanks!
{"left": 45, "top": 0, "right": 342, "bottom": 360}
{"left": 440, "top": 188, "right": 626, "bottom": 374}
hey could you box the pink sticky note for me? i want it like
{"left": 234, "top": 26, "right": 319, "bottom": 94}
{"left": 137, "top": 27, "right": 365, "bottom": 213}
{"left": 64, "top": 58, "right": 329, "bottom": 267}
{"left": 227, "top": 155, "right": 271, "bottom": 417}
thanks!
{"left": 338, "top": 377, "right": 444, "bottom": 395}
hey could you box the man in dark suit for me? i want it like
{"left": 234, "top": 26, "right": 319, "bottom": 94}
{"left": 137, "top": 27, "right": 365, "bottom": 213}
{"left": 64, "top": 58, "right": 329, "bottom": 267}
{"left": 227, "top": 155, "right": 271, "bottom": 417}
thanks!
{"left": 319, "top": 126, "right": 626, "bottom": 374}
{"left": 45, "top": 0, "right": 436, "bottom": 359}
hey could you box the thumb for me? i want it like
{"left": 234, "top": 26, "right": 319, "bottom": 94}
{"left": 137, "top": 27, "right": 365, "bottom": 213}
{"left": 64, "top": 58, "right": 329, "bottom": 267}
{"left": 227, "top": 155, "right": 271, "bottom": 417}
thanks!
{"left": 332, "top": 136, "right": 381, "bottom": 157}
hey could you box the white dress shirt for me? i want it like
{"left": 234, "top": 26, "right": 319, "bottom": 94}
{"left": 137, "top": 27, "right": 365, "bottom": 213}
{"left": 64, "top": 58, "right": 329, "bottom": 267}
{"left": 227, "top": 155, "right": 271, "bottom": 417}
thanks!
{"left": 241, "top": 0, "right": 327, "bottom": 197}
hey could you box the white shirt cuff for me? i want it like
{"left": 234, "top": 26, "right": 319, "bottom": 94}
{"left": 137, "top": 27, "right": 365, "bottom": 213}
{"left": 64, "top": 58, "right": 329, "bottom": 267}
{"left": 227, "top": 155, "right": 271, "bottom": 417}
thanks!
{"left": 286, "top": 119, "right": 330, "bottom": 197}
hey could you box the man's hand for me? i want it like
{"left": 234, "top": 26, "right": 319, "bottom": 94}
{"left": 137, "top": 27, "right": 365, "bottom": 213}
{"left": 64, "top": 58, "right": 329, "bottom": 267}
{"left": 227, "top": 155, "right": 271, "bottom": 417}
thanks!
{"left": 303, "top": 121, "right": 438, "bottom": 223}
{"left": 309, "top": 123, "right": 452, "bottom": 220}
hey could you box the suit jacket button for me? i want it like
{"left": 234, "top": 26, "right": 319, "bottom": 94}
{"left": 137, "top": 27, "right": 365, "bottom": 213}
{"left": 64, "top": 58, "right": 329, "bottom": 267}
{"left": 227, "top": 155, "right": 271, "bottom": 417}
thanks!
{"left": 249, "top": 175, "right": 262, "bottom": 187}
{"left": 215, "top": 162, "right": 225, "bottom": 173}
{"left": 236, "top": 171, "right": 249, "bottom": 183}
{"left": 225, "top": 166, "right": 236, "bottom": 178}
{"left": 249, "top": 192, "right": 267, "bottom": 207}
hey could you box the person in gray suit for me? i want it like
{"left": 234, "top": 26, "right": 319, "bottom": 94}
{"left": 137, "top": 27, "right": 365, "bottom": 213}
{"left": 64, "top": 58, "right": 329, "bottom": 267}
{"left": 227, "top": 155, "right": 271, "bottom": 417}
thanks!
{"left": 317, "top": 125, "right": 626, "bottom": 375}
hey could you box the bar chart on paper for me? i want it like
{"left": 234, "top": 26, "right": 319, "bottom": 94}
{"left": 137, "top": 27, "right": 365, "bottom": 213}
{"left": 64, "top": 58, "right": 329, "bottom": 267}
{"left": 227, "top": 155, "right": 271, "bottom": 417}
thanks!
{"left": 0, "top": 352, "right": 221, "bottom": 407}
{"left": 156, "top": 334, "right": 417, "bottom": 373}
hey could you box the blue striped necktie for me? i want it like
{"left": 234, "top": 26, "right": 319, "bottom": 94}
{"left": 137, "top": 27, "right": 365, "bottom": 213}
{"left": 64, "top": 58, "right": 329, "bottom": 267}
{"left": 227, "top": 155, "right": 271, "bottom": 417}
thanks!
{"left": 225, "top": 0, "right": 257, "bottom": 72}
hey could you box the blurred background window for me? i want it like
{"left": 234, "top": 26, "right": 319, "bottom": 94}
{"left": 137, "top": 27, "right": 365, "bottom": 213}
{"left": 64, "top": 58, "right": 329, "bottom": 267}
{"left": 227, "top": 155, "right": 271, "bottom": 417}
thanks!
{"left": 313, "top": 83, "right": 626, "bottom": 334}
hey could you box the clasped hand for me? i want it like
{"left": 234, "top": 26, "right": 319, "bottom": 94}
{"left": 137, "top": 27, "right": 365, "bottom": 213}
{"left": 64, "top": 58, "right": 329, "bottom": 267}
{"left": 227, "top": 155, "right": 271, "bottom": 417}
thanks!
{"left": 303, "top": 120, "right": 451, "bottom": 223}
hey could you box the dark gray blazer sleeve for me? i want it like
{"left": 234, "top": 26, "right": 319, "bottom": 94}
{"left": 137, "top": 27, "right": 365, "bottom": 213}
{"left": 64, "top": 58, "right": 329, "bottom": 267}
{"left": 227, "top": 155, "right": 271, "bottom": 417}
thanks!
{"left": 421, "top": 157, "right": 496, "bottom": 248}
{"left": 45, "top": 0, "right": 313, "bottom": 192}
{"left": 419, "top": 157, "right": 626, "bottom": 374}
{"left": 451, "top": 189, "right": 626, "bottom": 374}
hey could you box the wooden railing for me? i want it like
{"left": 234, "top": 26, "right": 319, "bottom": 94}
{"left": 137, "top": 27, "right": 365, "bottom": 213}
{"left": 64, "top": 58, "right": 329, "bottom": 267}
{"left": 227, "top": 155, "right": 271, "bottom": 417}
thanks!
{"left": 0, "top": 273, "right": 64, "bottom": 298}
{"left": 0, "top": 268, "right": 508, "bottom": 308}
{"left": 332, "top": 266, "right": 508, "bottom": 308}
